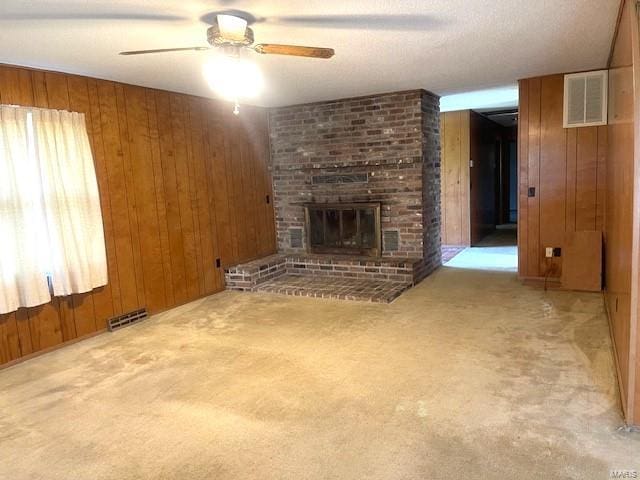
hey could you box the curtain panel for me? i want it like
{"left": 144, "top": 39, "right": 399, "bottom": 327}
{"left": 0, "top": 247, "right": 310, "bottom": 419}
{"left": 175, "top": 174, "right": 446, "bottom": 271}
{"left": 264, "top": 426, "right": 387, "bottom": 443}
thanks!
{"left": 0, "top": 105, "right": 107, "bottom": 314}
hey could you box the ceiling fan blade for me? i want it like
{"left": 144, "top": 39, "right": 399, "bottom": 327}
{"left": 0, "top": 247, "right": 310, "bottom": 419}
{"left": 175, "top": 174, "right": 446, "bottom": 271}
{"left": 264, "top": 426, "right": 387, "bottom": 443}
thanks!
{"left": 0, "top": 12, "right": 188, "bottom": 22}
{"left": 119, "top": 47, "right": 210, "bottom": 56}
{"left": 253, "top": 44, "right": 334, "bottom": 59}
{"left": 260, "top": 14, "right": 443, "bottom": 31}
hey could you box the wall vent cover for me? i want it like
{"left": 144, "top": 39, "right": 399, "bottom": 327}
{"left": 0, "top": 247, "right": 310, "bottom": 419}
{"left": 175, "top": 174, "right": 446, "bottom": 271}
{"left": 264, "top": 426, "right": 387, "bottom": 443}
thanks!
{"left": 107, "top": 308, "right": 148, "bottom": 332}
{"left": 312, "top": 173, "right": 368, "bottom": 185}
{"left": 290, "top": 228, "right": 303, "bottom": 248}
{"left": 563, "top": 70, "right": 608, "bottom": 128}
{"left": 383, "top": 230, "right": 400, "bottom": 252}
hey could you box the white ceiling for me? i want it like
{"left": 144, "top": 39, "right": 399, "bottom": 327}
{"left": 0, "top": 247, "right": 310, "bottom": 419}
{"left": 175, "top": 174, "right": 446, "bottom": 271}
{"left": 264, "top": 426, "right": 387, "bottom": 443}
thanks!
{"left": 0, "top": 0, "right": 619, "bottom": 108}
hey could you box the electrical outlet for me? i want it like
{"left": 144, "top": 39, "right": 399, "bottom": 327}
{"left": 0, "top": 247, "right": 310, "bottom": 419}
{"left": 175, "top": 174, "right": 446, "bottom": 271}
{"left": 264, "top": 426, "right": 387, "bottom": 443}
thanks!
{"left": 545, "top": 247, "right": 553, "bottom": 258}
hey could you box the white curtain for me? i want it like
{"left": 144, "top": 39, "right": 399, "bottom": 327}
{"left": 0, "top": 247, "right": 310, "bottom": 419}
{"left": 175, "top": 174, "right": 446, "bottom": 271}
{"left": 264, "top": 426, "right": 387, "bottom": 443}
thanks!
{"left": 0, "top": 106, "right": 52, "bottom": 312}
{"left": 0, "top": 106, "right": 108, "bottom": 314}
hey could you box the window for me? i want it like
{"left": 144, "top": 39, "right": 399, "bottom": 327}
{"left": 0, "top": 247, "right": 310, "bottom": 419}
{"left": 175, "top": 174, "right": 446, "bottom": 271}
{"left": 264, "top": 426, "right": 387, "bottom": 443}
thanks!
{"left": 0, "top": 105, "right": 108, "bottom": 314}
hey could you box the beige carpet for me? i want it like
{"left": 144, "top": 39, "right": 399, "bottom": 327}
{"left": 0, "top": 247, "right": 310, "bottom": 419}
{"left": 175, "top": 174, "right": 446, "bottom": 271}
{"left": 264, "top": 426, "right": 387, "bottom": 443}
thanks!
{"left": 1, "top": 247, "right": 639, "bottom": 479}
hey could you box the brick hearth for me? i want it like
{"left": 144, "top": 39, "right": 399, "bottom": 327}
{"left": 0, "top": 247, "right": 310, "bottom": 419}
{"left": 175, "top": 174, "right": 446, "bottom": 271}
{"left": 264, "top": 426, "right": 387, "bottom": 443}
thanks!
{"left": 255, "top": 274, "right": 409, "bottom": 303}
{"left": 224, "top": 253, "right": 423, "bottom": 303}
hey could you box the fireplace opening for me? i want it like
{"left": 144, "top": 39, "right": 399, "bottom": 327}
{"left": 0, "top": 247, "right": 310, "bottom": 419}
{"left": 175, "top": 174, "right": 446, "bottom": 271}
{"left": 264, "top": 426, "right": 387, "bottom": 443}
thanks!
{"left": 305, "top": 202, "right": 381, "bottom": 256}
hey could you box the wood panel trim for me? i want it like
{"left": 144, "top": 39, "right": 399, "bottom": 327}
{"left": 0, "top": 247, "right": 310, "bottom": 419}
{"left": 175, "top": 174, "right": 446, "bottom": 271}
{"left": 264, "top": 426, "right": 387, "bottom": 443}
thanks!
{"left": 440, "top": 114, "right": 448, "bottom": 242}
{"left": 608, "top": 0, "right": 630, "bottom": 68}
{"left": 627, "top": 0, "right": 640, "bottom": 424}
{"left": 0, "top": 328, "right": 107, "bottom": 371}
{"left": 527, "top": 78, "right": 541, "bottom": 278}
{"left": 604, "top": 291, "right": 630, "bottom": 419}
{"left": 461, "top": 112, "right": 471, "bottom": 246}
{"left": 440, "top": 110, "right": 471, "bottom": 247}
{"left": 518, "top": 79, "right": 529, "bottom": 277}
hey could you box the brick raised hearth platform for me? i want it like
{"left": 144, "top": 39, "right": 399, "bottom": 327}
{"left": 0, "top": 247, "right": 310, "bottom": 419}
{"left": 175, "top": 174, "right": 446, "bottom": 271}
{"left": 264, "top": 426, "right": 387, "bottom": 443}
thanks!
{"left": 256, "top": 274, "right": 409, "bottom": 303}
{"left": 224, "top": 254, "right": 424, "bottom": 303}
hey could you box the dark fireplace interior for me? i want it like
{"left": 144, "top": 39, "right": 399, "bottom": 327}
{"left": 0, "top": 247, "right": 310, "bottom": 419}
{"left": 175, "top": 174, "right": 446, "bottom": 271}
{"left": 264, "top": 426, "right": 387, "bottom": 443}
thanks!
{"left": 305, "top": 203, "right": 381, "bottom": 256}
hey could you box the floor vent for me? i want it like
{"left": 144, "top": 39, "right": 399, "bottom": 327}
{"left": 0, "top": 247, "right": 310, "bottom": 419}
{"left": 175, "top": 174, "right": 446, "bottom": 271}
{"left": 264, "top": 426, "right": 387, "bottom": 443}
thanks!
{"left": 107, "top": 308, "right": 148, "bottom": 332}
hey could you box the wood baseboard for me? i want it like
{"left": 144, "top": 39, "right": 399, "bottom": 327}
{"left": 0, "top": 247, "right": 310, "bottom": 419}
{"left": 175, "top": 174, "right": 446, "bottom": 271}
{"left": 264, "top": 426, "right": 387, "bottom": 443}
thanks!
{"left": 0, "top": 328, "right": 107, "bottom": 371}
{"left": 603, "top": 290, "right": 630, "bottom": 424}
{"left": 519, "top": 276, "right": 563, "bottom": 289}
{"left": 519, "top": 275, "right": 606, "bottom": 293}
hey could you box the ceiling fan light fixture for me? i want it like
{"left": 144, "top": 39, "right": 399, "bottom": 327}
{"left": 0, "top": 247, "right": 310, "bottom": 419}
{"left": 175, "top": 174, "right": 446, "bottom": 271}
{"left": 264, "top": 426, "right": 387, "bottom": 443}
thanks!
{"left": 203, "top": 54, "right": 263, "bottom": 101}
{"left": 216, "top": 14, "right": 248, "bottom": 42}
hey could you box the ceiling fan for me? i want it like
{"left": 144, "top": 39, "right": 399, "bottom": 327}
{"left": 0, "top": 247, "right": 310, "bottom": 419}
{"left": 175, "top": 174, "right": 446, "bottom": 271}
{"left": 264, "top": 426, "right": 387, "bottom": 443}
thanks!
{"left": 119, "top": 13, "right": 335, "bottom": 60}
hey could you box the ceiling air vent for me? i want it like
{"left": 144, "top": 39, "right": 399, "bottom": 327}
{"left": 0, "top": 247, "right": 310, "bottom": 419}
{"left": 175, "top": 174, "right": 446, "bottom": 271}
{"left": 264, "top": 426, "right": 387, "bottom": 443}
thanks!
{"left": 563, "top": 70, "right": 608, "bottom": 128}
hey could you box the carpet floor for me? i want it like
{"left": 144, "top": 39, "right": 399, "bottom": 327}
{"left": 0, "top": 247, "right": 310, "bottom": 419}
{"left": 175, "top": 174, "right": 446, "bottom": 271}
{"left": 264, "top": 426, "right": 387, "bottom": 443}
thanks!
{"left": 0, "top": 243, "right": 638, "bottom": 479}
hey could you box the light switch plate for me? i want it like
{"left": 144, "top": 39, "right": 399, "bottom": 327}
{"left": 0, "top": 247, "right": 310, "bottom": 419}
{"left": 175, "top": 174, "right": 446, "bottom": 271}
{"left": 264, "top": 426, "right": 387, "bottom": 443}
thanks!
{"left": 545, "top": 247, "right": 553, "bottom": 258}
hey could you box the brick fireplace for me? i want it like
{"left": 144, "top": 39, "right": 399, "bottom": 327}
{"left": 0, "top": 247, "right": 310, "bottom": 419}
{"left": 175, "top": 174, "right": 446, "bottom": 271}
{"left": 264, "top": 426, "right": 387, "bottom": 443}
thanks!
{"left": 224, "top": 89, "right": 441, "bottom": 302}
{"left": 270, "top": 89, "right": 441, "bottom": 274}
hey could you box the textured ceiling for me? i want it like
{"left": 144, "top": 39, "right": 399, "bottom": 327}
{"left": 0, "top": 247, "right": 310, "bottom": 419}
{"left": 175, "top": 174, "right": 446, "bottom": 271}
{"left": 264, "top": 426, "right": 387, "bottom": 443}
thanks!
{"left": 0, "top": 0, "right": 619, "bottom": 108}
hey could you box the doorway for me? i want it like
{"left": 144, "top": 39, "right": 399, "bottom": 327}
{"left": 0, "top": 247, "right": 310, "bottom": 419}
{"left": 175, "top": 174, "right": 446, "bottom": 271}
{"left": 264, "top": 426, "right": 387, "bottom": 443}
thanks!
{"left": 469, "top": 109, "right": 518, "bottom": 248}
{"left": 439, "top": 108, "right": 518, "bottom": 268}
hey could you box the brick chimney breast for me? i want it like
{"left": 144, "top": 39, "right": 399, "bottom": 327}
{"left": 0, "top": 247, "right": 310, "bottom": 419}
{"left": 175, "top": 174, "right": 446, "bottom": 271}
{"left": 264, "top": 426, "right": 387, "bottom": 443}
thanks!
{"left": 269, "top": 89, "right": 441, "bottom": 278}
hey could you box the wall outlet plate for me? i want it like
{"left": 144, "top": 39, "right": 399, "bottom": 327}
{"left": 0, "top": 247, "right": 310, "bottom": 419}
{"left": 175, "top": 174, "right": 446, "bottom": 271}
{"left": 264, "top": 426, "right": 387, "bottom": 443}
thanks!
{"left": 545, "top": 247, "right": 553, "bottom": 258}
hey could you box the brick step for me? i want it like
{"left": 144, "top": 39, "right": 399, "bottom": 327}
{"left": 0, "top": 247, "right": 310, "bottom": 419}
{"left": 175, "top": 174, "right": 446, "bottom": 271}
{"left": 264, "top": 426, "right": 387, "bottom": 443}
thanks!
{"left": 254, "top": 273, "right": 410, "bottom": 303}
{"left": 224, "top": 253, "right": 425, "bottom": 292}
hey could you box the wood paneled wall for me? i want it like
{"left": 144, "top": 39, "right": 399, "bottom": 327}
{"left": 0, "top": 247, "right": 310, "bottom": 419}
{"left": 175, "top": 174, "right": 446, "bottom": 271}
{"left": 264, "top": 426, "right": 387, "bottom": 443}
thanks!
{"left": 440, "top": 110, "right": 471, "bottom": 246}
{"left": 605, "top": 0, "right": 640, "bottom": 426}
{"left": 519, "top": 0, "right": 640, "bottom": 426}
{"left": 518, "top": 75, "right": 607, "bottom": 280}
{"left": 0, "top": 64, "right": 276, "bottom": 367}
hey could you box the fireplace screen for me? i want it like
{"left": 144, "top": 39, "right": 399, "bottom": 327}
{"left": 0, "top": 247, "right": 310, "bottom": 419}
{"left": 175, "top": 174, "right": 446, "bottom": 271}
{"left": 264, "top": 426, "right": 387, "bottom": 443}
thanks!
{"left": 305, "top": 203, "right": 381, "bottom": 256}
